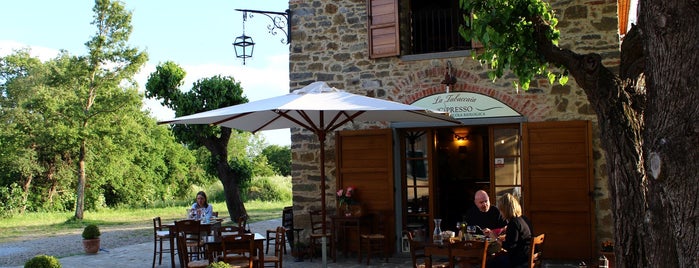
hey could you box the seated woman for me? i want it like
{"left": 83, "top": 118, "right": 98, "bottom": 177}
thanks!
{"left": 488, "top": 193, "right": 533, "bottom": 268}
{"left": 191, "top": 191, "right": 213, "bottom": 219}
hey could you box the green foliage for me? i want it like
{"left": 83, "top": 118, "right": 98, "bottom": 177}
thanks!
{"left": 261, "top": 145, "right": 291, "bottom": 176}
{"left": 247, "top": 176, "right": 292, "bottom": 202}
{"left": 0, "top": 183, "right": 24, "bottom": 218}
{"left": 459, "top": 0, "right": 567, "bottom": 90}
{"left": 24, "top": 255, "right": 61, "bottom": 268}
{"left": 82, "top": 224, "right": 100, "bottom": 239}
{"left": 229, "top": 156, "right": 253, "bottom": 200}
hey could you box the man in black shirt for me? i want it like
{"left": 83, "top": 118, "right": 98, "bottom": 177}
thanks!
{"left": 464, "top": 190, "right": 507, "bottom": 235}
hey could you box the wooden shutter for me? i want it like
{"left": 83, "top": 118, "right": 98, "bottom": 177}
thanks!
{"left": 522, "top": 120, "right": 595, "bottom": 260}
{"left": 368, "top": 0, "right": 399, "bottom": 58}
{"left": 336, "top": 128, "right": 395, "bottom": 254}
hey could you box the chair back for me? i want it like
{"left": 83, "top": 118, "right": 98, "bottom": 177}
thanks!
{"left": 175, "top": 220, "right": 204, "bottom": 265}
{"left": 309, "top": 210, "right": 327, "bottom": 234}
{"left": 219, "top": 225, "right": 245, "bottom": 237}
{"left": 153, "top": 217, "right": 168, "bottom": 237}
{"left": 404, "top": 230, "right": 425, "bottom": 268}
{"left": 449, "top": 240, "right": 488, "bottom": 268}
{"left": 274, "top": 226, "right": 286, "bottom": 265}
{"left": 237, "top": 215, "right": 250, "bottom": 233}
{"left": 529, "top": 233, "right": 545, "bottom": 268}
{"left": 220, "top": 233, "right": 255, "bottom": 267}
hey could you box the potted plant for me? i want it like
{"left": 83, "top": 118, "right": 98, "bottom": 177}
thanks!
{"left": 82, "top": 224, "right": 101, "bottom": 254}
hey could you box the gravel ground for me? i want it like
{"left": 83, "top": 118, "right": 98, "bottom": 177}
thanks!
{"left": 0, "top": 225, "right": 152, "bottom": 267}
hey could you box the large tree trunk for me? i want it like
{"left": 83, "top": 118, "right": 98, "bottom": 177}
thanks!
{"left": 75, "top": 140, "right": 87, "bottom": 220}
{"left": 202, "top": 127, "right": 247, "bottom": 222}
{"left": 533, "top": 0, "right": 699, "bottom": 266}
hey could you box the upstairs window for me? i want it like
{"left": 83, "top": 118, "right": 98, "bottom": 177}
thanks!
{"left": 368, "top": 0, "right": 472, "bottom": 59}
{"left": 406, "top": 0, "right": 470, "bottom": 55}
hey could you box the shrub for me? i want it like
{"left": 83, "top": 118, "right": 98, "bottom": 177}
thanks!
{"left": 24, "top": 254, "right": 61, "bottom": 268}
{"left": 247, "top": 176, "right": 291, "bottom": 202}
{"left": 82, "top": 224, "right": 100, "bottom": 239}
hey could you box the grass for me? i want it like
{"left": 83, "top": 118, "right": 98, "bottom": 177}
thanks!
{"left": 0, "top": 200, "right": 291, "bottom": 243}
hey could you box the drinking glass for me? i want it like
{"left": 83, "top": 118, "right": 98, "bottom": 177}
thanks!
{"left": 467, "top": 226, "right": 476, "bottom": 236}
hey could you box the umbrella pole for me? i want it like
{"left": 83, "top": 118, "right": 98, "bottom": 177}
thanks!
{"left": 319, "top": 127, "right": 328, "bottom": 267}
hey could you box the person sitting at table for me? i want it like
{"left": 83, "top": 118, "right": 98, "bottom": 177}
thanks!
{"left": 192, "top": 191, "right": 213, "bottom": 219}
{"left": 488, "top": 193, "right": 533, "bottom": 268}
{"left": 465, "top": 190, "right": 507, "bottom": 235}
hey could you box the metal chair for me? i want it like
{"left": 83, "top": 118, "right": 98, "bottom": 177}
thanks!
{"left": 152, "top": 217, "right": 174, "bottom": 268}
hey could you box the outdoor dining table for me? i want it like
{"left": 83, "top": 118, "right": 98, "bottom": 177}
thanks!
{"left": 423, "top": 236, "right": 498, "bottom": 267}
{"left": 163, "top": 219, "right": 223, "bottom": 268}
{"left": 203, "top": 232, "right": 266, "bottom": 267}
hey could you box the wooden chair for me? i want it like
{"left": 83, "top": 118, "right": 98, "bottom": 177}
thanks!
{"left": 359, "top": 213, "right": 388, "bottom": 264}
{"left": 237, "top": 215, "right": 250, "bottom": 233}
{"left": 449, "top": 240, "right": 488, "bottom": 268}
{"left": 220, "top": 233, "right": 255, "bottom": 268}
{"left": 404, "top": 230, "right": 448, "bottom": 268}
{"left": 219, "top": 225, "right": 245, "bottom": 237}
{"left": 152, "top": 217, "right": 175, "bottom": 268}
{"left": 265, "top": 206, "right": 292, "bottom": 254}
{"left": 529, "top": 234, "right": 545, "bottom": 268}
{"left": 175, "top": 219, "right": 206, "bottom": 266}
{"left": 259, "top": 226, "right": 286, "bottom": 268}
{"left": 175, "top": 220, "right": 209, "bottom": 268}
{"left": 308, "top": 209, "right": 335, "bottom": 262}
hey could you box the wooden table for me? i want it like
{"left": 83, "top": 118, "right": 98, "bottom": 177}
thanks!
{"left": 164, "top": 219, "right": 223, "bottom": 268}
{"left": 203, "top": 232, "right": 265, "bottom": 268}
{"left": 331, "top": 215, "right": 371, "bottom": 259}
{"left": 423, "top": 238, "right": 493, "bottom": 267}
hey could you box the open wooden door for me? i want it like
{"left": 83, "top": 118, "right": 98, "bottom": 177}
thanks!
{"left": 522, "top": 120, "right": 595, "bottom": 260}
{"left": 336, "top": 128, "right": 396, "bottom": 255}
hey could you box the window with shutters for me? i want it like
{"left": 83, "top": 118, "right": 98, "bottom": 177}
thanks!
{"left": 403, "top": 0, "right": 471, "bottom": 55}
{"left": 368, "top": 0, "right": 473, "bottom": 59}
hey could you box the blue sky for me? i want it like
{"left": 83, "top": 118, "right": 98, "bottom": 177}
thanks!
{"left": 0, "top": 0, "right": 291, "bottom": 146}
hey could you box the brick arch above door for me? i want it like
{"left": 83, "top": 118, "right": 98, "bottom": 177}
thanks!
{"left": 392, "top": 66, "right": 552, "bottom": 122}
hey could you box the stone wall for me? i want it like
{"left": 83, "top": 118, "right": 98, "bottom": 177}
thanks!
{"left": 287, "top": 0, "right": 619, "bottom": 246}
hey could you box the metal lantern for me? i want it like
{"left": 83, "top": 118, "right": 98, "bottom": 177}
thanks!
{"left": 233, "top": 34, "right": 255, "bottom": 65}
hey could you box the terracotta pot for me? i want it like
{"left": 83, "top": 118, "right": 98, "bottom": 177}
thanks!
{"left": 83, "top": 238, "right": 100, "bottom": 254}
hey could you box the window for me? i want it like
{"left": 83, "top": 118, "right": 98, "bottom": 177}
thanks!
{"left": 404, "top": 0, "right": 470, "bottom": 55}
{"left": 368, "top": 0, "right": 472, "bottom": 58}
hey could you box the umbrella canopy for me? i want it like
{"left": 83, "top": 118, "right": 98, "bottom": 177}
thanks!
{"left": 160, "top": 81, "right": 459, "bottom": 242}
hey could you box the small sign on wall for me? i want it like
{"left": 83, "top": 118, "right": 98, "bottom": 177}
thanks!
{"left": 494, "top": 158, "right": 505, "bottom": 168}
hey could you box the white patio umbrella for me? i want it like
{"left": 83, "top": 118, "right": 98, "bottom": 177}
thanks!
{"left": 160, "top": 81, "right": 459, "bottom": 266}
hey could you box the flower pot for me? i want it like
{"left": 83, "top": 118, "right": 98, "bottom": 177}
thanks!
{"left": 83, "top": 238, "right": 100, "bottom": 254}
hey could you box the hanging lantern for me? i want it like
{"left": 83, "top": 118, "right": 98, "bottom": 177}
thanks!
{"left": 233, "top": 34, "right": 254, "bottom": 65}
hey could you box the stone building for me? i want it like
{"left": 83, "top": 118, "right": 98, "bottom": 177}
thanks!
{"left": 285, "top": 0, "right": 620, "bottom": 261}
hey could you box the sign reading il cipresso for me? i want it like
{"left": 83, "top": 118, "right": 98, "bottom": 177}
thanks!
{"left": 412, "top": 92, "right": 521, "bottom": 119}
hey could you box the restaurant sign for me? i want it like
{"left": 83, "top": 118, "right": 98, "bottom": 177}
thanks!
{"left": 412, "top": 92, "right": 521, "bottom": 119}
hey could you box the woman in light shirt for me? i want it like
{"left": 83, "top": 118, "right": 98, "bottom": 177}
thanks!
{"left": 191, "top": 191, "right": 213, "bottom": 219}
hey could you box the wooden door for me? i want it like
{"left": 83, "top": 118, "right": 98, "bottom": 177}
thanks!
{"left": 336, "top": 128, "right": 395, "bottom": 254}
{"left": 522, "top": 120, "right": 595, "bottom": 260}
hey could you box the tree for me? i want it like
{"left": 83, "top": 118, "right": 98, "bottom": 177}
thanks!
{"left": 459, "top": 0, "right": 698, "bottom": 266}
{"left": 145, "top": 61, "right": 250, "bottom": 221}
{"left": 70, "top": 0, "right": 147, "bottom": 219}
{"left": 261, "top": 145, "right": 291, "bottom": 177}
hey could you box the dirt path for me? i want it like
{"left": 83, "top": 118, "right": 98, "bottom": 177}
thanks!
{"left": 0, "top": 224, "right": 152, "bottom": 267}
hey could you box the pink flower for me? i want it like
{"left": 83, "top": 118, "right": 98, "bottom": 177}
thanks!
{"left": 337, "top": 186, "right": 357, "bottom": 206}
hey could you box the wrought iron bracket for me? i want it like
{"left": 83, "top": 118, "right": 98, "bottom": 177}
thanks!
{"left": 235, "top": 8, "right": 291, "bottom": 44}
